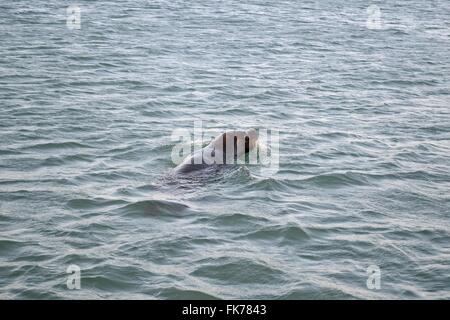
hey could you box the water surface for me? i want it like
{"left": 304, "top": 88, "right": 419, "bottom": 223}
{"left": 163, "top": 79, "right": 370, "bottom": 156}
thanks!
{"left": 0, "top": 0, "right": 449, "bottom": 299}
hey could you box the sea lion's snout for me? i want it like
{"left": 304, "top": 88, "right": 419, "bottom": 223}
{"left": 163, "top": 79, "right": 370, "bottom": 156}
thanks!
{"left": 245, "top": 128, "right": 258, "bottom": 153}
{"left": 246, "top": 128, "right": 258, "bottom": 141}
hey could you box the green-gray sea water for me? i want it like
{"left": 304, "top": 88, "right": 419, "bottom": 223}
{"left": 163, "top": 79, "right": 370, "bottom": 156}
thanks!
{"left": 0, "top": 0, "right": 449, "bottom": 299}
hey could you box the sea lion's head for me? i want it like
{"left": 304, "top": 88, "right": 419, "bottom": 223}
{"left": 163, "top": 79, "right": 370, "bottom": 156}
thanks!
{"left": 212, "top": 128, "right": 259, "bottom": 160}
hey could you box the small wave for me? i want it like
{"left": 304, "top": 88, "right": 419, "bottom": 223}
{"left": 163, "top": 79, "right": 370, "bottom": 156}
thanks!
{"left": 236, "top": 223, "right": 310, "bottom": 243}
{"left": 81, "top": 263, "right": 161, "bottom": 294}
{"left": 278, "top": 287, "right": 356, "bottom": 300}
{"left": 40, "top": 154, "right": 93, "bottom": 166}
{"left": 300, "top": 172, "right": 370, "bottom": 187}
{"left": 210, "top": 213, "right": 270, "bottom": 227}
{"left": 117, "top": 199, "right": 189, "bottom": 217}
{"left": 316, "top": 131, "right": 361, "bottom": 140}
{"left": 156, "top": 287, "right": 219, "bottom": 300}
{"left": 191, "top": 257, "right": 286, "bottom": 285}
{"left": 140, "top": 109, "right": 177, "bottom": 118}
{"left": 0, "top": 149, "right": 23, "bottom": 156}
{"left": 21, "top": 141, "right": 94, "bottom": 151}
{"left": 10, "top": 288, "right": 60, "bottom": 300}
{"left": 80, "top": 274, "right": 139, "bottom": 292}
{"left": 221, "top": 165, "right": 253, "bottom": 182}
{"left": 369, "top": 79, "right": 439, "bottom": 86}
{"left": 0, "top": 239, "right": 26, "bottom": 254}
{"left": 67, "top": 198, "right": 127, "bottom": 210}
{"left": 246, "top": 177, "right": 288, "bottom": 192}
{"left": 150, "top": 143, "right": 176, "bottom": 154}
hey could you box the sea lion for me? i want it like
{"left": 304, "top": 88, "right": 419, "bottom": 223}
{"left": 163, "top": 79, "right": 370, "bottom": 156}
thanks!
{"left": 173, "top": 129, "right": 258, "bottom": 174}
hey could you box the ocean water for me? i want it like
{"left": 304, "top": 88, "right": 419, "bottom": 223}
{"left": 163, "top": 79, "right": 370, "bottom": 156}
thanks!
{"left": 1, "top": 0, "right": 449, "bottom": 299}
